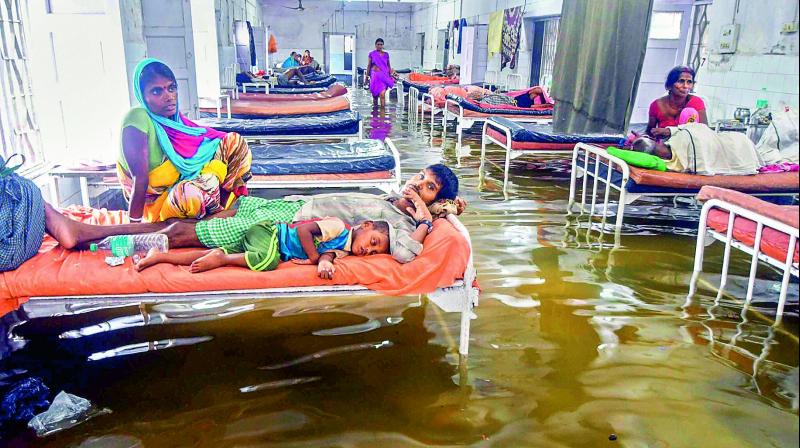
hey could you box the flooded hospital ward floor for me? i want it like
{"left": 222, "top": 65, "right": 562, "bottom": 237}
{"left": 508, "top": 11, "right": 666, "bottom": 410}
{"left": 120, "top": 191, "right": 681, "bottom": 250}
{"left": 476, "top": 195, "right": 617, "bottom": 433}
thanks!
{"left": 0, "top": 89, "right": 797, "bottom": 447}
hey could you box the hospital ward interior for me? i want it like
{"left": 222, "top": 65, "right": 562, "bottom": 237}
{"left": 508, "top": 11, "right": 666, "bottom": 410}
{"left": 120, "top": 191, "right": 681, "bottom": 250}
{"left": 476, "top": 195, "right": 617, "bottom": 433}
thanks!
{"left": 2, "top": 0, "right": 800, "bottom": 445}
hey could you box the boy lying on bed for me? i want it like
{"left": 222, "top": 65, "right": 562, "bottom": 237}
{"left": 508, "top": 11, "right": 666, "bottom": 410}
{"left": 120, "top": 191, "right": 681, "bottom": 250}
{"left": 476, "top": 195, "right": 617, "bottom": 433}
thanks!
{"left": 134, "top": 217, "right": 390, "bottom": 279}
{"left": 43, "top": 165, "right": 463, "bottom": 265}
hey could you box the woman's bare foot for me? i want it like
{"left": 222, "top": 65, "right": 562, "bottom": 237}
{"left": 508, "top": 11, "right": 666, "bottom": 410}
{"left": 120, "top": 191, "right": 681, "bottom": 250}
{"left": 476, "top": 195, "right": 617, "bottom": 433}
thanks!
{"left": 43, "top": 203, "right": 78, "bottom": 249}
{"left": 134, "top": 248, "right": 166, "bottom": 271}
{"left": 189, "top": 248, "right": 228, "bottom": 273}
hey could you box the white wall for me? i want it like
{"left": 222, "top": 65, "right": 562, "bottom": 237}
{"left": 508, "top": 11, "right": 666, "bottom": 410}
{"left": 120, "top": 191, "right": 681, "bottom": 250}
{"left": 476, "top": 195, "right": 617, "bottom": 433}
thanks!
{"left": 192, "top": 0, "right": 222, "bottom": 103}
{"left": 411, "top": 0, "right": 562, "bottom": 85}
{"left": 262, "top": 0, "right": 415, "bottom": 71}
{"left": 216, "top": 0, "right": 263, "bottom": 77}
{"left": 28, "top": 0, "right": 131, "bottom": 164}
{"left": 695, "top": 0, "right": 800, "bottom": 122}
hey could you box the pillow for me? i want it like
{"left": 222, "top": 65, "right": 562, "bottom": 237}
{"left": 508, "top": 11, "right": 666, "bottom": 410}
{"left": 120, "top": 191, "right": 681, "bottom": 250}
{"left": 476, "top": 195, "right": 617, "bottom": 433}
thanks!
{"left": 607, "top": 147, "right": 667, "bottom": 171}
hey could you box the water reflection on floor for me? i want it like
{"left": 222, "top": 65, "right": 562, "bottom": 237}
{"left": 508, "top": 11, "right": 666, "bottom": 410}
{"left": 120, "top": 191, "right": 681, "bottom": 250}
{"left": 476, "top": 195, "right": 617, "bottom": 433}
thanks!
{"left": 0, "top": 89, "right": 797, "bottom": 446}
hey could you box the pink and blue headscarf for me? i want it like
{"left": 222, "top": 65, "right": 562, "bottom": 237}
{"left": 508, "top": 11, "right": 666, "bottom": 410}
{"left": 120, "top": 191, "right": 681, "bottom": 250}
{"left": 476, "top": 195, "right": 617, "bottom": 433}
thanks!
{"left": 133, "top": 58, "right": 226, "bottom": 180}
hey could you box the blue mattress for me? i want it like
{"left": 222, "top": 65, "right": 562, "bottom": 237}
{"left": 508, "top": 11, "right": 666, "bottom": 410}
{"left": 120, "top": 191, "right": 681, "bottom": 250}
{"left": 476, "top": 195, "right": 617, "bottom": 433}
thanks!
{"left": 250, "top": 140, "right": 394, "bottom": 175}
{"left": 400, "top": 79, "right": 433, "bottom": 95}
{"left": 196, "top": 111, "right": 361, "bottom": 136}
{"left": 446, "top": 95, "right": 553, "bottom": 116}
{"left": 488, "top": 117, "right": 625, "bottom": 145}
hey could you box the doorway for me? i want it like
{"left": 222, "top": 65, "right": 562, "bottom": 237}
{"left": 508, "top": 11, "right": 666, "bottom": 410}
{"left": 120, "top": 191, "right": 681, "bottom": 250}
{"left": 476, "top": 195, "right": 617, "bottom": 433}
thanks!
{"left": 142, "top": 0, "right": 199, "bottom": 117}
{"left": 527, "top": 17, "right": 560, "bottom": 90}
{"left": 416, "top": 32, "right": 426, "bottom": 68}
{"left": 324, "top": 32, "right": 356, "bottom": 86}
{"left": 630, "top": 0, "right": 693, "bottom": 123}
{"left": 435, "top": 29, "right": 448, "bottom": 70}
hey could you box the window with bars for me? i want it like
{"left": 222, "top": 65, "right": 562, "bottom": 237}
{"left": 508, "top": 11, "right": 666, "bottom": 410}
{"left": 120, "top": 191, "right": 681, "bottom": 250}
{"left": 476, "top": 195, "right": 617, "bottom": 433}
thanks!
{"left": 538, "top": 18, "right": 559, "bottom": 92}
{"left": 0, "top": 0, "right": 42, "bottom": 169}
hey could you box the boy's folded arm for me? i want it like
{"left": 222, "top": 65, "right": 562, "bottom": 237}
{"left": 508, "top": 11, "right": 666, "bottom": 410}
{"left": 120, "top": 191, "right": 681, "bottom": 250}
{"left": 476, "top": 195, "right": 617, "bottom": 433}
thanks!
{"left": 296, "top": 221, "right": 323, "bottom": 263}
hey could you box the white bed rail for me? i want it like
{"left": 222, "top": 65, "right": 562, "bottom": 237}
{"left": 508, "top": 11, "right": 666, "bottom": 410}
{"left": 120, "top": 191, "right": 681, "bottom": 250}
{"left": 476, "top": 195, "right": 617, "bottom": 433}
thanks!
{"left": 567, "top": 143, "right": 632, "bottom": 229}
{"left": 408, "top": 86, "right": 420, "bottom": 128}
{"left": 687, "top": 198, "right": 799, "bottom": 326}
{"left": 505, "top": 73, "right": 523, "bottom": 91}
{"left": 420, "top": 92, "right": 439, "bottom": 136}
{"left": 483, "top": 70, "right": 498, "bottom": 90}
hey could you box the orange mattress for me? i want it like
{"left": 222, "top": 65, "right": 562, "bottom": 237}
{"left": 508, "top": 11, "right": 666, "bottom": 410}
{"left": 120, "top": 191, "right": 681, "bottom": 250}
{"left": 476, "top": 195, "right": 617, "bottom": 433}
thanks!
{"left": 200, "top": 96, "right": 350, "bottom": 117}
{"left": 0, "top": 207, "right": 469, "bottom": 300}
{"left": 627, "top": 166, "right": 800, "bottom": 191}
{"left": 447, "top": 104, "right": 553, "bottom": 119}
{"left": 237, "top": 84, "right": 347, "bottom": 102}
{"left": 707, "top": 208, "right": 799, "bottom": 263}
{"left": 409, "top": 73, "right": 453, "bottom": 82}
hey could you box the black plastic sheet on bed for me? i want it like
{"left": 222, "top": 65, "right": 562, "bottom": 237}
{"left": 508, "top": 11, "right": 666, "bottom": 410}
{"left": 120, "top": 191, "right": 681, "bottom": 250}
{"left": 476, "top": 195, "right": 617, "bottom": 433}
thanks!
{"left": 249, "top": 140, "right": 394, "bottom": 175}
{"left": 196, "top": 111, "right": 361, "bottom": 136}
{"left": 488, "top": 117, "right": 624, "bottom": 144}
{"left": 447, "top": 95, "right": 553, "bottom": 116}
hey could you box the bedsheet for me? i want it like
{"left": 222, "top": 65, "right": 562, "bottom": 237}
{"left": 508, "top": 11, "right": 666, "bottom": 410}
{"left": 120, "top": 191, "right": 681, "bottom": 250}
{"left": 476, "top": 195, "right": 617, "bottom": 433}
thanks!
{"left": 237, "top": 84, "right": 347, "bottom": 101}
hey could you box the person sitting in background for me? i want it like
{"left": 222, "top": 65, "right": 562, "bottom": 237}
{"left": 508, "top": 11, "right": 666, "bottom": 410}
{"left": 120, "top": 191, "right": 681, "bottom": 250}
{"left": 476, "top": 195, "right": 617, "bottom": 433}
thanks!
{"left": 301, "top": 50, "right": 313, "bottom": 66}
{"left": 647, "top": 65, "right": 707, "bottom": 138}
{"left": 134, "top": 216, "right": 390, "bottom": 278}
{"left": 512, "top": 86, "right": 553, "bottom": 108}
{"left": 631, "top": 122, "right": 763, "bottom": 175}
{"left": 281, "top": 51, "right": 300, "bottom": 69}
{"left": 277, "top": 67, "right": 314, "bottom": 86}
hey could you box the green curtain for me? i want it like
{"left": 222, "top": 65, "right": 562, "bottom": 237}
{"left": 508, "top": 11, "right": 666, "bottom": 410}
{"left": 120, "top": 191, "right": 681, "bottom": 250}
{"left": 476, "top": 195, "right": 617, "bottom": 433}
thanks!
{"left": 551, "top": 0, "right": 653, "bottom": 134}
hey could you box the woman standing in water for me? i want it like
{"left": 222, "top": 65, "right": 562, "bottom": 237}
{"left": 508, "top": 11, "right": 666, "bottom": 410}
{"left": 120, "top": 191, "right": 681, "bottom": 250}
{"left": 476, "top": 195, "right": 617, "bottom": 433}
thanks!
{"left": 365, "top": 38, "right": 396, "bottom": 108}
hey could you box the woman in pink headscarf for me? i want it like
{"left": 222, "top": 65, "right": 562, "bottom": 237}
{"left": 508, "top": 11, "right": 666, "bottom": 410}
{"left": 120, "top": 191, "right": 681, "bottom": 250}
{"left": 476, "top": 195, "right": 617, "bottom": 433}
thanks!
{"left": 365, "top": 38, "right": 396, "bottom": 108}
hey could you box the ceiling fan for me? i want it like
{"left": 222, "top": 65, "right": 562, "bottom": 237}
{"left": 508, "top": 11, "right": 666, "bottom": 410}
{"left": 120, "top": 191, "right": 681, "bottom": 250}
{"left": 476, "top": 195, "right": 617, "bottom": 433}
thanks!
{"left": 282, "top": 0, "right": 305, "bottom": 11}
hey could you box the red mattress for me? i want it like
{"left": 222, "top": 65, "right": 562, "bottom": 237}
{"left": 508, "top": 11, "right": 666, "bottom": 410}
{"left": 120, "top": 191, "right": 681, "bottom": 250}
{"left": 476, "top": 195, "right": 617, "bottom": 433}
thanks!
{"left": 707, "top": 208, "right": 799, "bottom": 263}
{"left": 236, "top": 84, "right": 347, "bottom": 101}
{"left": 199, "top": 96, "right": 350, "bottom": 117}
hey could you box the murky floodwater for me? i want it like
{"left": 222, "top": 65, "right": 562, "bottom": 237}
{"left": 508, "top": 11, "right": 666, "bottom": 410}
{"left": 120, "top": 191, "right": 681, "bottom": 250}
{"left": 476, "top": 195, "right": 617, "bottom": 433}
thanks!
{"left": 1, "top": 89, "right": 798, "bottom": 447}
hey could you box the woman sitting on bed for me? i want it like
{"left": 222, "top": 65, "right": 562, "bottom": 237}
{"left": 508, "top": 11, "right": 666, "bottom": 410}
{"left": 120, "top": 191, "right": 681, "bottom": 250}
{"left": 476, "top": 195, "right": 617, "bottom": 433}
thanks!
{"left": 44, "top": 165, "right": 466, "bottom": 265}
{"left": 118, "top": 58, "right": 252, "bottom": 223}
{"left": 646, "top": 66, "right": 707, "bottom": 138}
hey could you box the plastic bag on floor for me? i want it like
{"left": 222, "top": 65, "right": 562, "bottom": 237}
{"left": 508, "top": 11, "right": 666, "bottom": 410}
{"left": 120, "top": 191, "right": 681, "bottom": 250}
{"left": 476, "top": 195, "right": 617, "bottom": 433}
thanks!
{"left": 0, "top": 377, "right": 50, "bottom": 425}
{"left": 27, "top": 391, "right": 111, "bottom": 437}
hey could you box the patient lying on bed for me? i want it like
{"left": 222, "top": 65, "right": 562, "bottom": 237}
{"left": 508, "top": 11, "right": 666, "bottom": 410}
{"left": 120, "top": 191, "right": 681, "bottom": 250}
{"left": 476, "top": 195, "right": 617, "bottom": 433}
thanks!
{"left": 632, "top": 123, "right": 764, "bottom": 175}
{"left": 134, "top": 217, "right": 390, "bottom": 279}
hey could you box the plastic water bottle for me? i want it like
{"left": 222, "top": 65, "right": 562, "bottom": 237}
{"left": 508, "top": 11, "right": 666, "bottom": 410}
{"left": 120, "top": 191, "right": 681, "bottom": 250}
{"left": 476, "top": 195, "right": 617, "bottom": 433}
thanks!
{"left": 89, "top": 234, "right": 169, "bottom": 258}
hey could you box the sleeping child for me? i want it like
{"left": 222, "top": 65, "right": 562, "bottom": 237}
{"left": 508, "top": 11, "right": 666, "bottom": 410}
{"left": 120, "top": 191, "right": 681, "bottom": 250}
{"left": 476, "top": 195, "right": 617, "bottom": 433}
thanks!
{"left": 134, "top": 217, "right": 391, "bottom": 279}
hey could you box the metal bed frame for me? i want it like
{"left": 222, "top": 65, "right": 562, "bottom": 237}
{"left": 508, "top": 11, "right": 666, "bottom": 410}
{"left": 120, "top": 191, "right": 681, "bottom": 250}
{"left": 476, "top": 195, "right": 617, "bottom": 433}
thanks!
{"left": 479, "top": 118, "right": 573, "bottom": 192}
{"left": 26, "top": 214, "right": 480, "bottom": 356}
{"left": 567, "top": 143, "right": 799, "bottom": 229}
{"left": 687, "top": 197, "right": 798, "bottom": 326}
{"left": 442, "top": 98, "right": 552, "bottom": 153}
